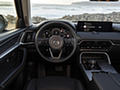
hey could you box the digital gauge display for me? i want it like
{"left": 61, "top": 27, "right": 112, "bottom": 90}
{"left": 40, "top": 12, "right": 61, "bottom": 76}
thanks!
{"left": 77, "top": 21, "right": 112, "bottom": 32}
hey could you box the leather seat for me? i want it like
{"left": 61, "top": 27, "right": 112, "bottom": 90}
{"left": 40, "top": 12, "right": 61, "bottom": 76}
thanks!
{"left": 25, "top": 76, "right": 84, "bottom": 90}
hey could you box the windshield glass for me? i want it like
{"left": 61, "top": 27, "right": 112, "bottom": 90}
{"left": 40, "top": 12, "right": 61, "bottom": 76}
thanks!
{"left": 31, "top": 0, "right": 120, "bottom": 23}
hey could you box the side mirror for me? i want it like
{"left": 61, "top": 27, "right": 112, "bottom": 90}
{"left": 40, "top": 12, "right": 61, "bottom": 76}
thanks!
{"left": 0, "top": 15, "right": 8, "bottom": 33}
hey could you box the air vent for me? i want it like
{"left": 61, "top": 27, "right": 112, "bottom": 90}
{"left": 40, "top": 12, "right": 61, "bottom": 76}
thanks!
{"left": 79, "top": 40, "right": 112, "bottom": 51}
{"left": 112, "top": 40, "right": 120, "bottom": 45}
{"left": 23, "top": 32, "right": 34, "bottom": 43}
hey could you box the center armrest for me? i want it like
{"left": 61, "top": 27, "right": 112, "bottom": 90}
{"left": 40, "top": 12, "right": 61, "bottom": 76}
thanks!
{"left": 93, "top": 73, "right": 120, "bottom": 90}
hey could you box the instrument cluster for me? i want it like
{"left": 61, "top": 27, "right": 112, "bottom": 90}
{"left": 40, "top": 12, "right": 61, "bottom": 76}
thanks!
{"left": 40, "top": 28, "right": 72, "bottom": 38}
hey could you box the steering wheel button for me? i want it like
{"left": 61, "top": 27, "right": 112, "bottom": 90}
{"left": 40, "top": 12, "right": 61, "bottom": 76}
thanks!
{"left": 67, "top": 34, "right": 70, "bottom": 38}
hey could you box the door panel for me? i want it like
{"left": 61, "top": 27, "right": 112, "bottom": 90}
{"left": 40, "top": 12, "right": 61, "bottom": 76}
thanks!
{"left": 0, "top": 29, "right": 25, "bottom": 59}
{"left": 0, "top": 29, "right": 27, "bottom": 90}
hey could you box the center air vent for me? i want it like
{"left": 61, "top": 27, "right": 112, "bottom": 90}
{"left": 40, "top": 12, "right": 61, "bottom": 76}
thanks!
{"left": 79, "top": 40, "right": 113, "bottom": 51}
{"left": 112, "top": 40, "right": 120, "bottom": 45}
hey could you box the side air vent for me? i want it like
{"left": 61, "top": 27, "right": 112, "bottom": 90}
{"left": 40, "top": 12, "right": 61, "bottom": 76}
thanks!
{"left": 112, "top": 40, "right": 120, "bottom": 45}
{"left": 21, "top": 31, "right": 35, "bottom": 44}
{"left": 24, "top": 32, "right": 33, "bottom": 43}
{"left": 79, "top": 40, "right": 113, "bottom": 51}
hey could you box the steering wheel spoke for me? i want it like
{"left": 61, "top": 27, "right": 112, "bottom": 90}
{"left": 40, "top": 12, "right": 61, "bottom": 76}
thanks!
{"left": 49, "top": 48, "right": 63, "bottom": 60}
{"left": 38, "top": 38, "right": 49, "bottom": 45}
{"left": 64, "top": 38, "right": 74, "bottom": 46}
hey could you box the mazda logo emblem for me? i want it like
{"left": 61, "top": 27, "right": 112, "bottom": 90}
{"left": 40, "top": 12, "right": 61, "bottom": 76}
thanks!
{"left": 52, "top": 40, "right": 60, "bottom": 46}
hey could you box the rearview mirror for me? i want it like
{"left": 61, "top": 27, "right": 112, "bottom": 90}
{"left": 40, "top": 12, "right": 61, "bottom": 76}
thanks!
{"left": 0, "top": 15, "right": 8, "bottom": 33}
{"left": 90, "top": 0, "right": 118, "bottom": 1}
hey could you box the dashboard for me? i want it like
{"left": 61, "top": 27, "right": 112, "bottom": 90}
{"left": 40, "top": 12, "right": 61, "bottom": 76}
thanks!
{"left": 20, "top": 20, "right": 120, "bottom": 63}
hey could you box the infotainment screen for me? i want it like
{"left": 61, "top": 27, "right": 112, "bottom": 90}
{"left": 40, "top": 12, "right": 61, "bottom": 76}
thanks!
{"left": 77, "top": 21, "right": 112, "bottom": 32}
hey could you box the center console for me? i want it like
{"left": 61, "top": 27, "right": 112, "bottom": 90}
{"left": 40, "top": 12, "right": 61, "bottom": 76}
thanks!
{"left": 79, "top": 51, "right": 120, "bottom": 90}
{"left": 77, "top": 21, "right": 120, "bottom": 90}
{"left": 80, "top": 52, "right": 117, "bottom": 81}
{"left": 93, "top": 73, "right": 120, "bottom": 90}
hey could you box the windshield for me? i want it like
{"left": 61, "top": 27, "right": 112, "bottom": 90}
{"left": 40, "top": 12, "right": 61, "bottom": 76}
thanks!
{"left": 31, "top": 0, "right": 120, "bottom": 23}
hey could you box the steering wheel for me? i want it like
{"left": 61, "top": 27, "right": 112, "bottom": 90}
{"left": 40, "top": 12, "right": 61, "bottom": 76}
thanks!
{"left": 35, "top": 21, "right": 77, "bottom": 63}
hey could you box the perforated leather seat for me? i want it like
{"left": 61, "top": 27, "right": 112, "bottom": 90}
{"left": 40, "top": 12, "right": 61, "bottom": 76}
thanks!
{"left": 25, "top": 76, "right": 84, "bottom": 90}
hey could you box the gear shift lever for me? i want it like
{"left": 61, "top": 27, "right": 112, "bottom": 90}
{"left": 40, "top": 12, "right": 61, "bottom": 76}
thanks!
{"left": 88, "top": 60, "right": 97, "bottom": 69}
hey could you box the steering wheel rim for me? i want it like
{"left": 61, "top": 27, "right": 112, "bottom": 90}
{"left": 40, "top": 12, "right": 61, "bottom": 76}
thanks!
{"left": 35, "top": 21, "right": 77, "bottom": 63}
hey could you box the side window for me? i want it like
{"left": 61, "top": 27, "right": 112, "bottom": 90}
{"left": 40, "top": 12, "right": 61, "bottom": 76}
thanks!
{"left": 0, "top": 0, "right": 17, "bottom": 33}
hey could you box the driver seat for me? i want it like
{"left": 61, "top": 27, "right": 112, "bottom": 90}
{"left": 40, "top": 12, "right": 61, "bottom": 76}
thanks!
{"left": 25, "top": 76, "right": 84, "bottom": 90}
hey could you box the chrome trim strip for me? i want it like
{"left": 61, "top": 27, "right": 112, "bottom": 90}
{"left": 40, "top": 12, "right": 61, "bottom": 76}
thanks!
{"left": 20, "top": 42, "right": 35, "bottom": 45}
{"left": 19, "top": 32, "right": 26, "bottom": 43}
{"left": 0, "top": 43, "right": 20, "bottom": 60}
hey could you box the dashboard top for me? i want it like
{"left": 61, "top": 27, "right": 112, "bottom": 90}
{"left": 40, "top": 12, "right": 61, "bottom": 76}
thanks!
{"left": 28, "top": 20, "right": 120, "bottom": 40}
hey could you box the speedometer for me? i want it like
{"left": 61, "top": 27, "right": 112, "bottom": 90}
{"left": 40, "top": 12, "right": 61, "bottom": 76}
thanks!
{"left": 51, "top": 28, "right": 61, "bottom": 35}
